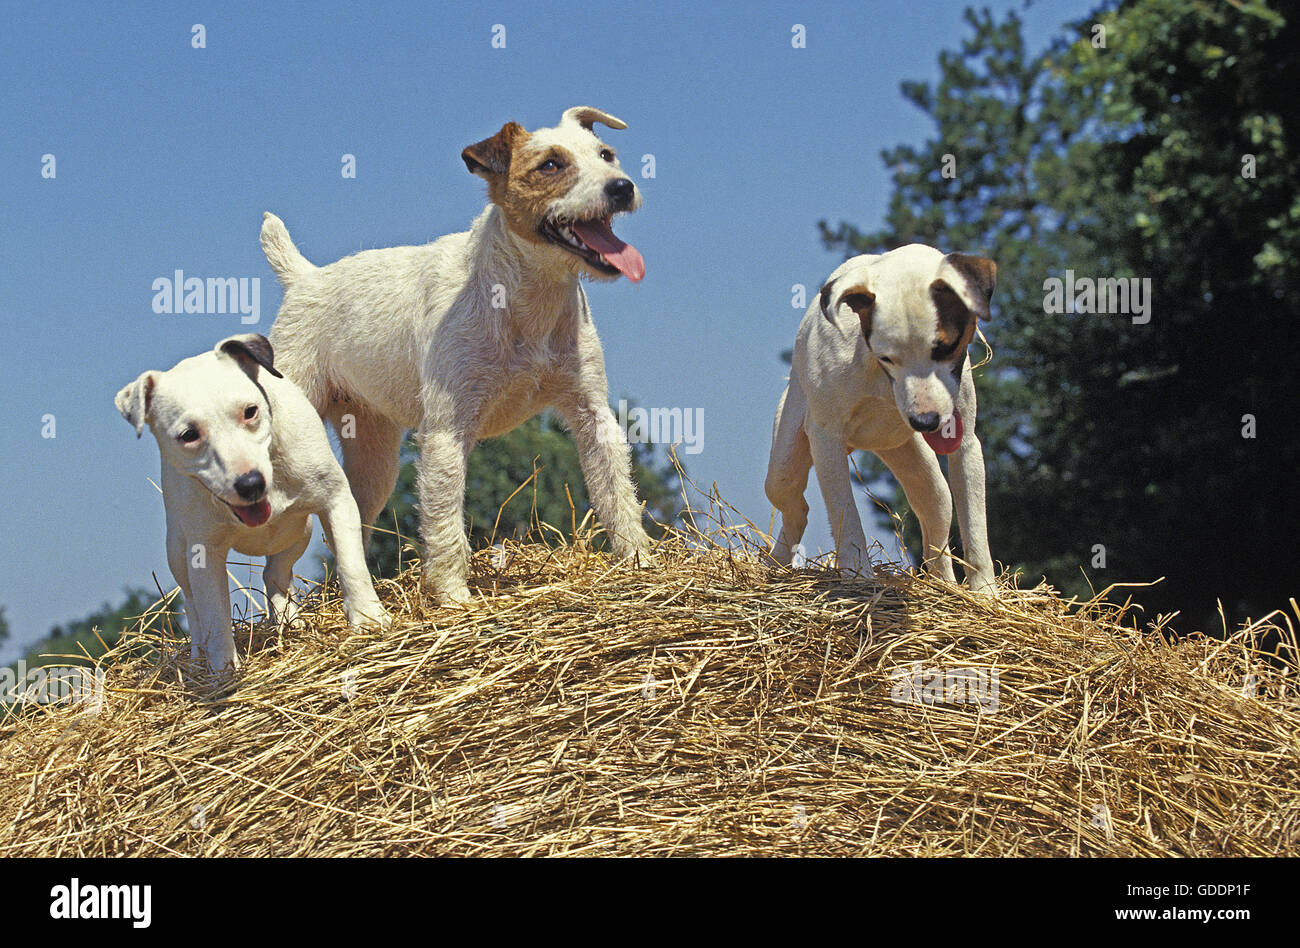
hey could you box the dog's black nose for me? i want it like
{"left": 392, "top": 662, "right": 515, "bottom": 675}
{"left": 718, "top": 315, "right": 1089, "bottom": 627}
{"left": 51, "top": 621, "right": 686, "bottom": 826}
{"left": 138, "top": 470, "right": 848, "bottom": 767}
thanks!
{"left": 605, "top": 178, "right": 635, "bottom": 208}
{"left": 234, "top": 471, "right": 266, "bottom": 502}
{"left": 908, "top": 413, "right": 941, "bottom": 433}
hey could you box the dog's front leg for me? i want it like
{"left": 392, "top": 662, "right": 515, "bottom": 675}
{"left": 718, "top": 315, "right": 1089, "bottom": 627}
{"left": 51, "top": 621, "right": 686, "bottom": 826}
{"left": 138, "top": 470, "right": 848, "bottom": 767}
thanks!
{"left": 556, "top": 394, "right": 653, "bottom": 562}
{"left": 806, "top": 425, "right": 871, "bottom": 576}
{"left": 166, "top": 524, "right": 202, "bottom": 649}
{"left": 184, "top": 541, "right": 238, "bottom": 673}
{"left": 415, "top": 420, "right": 475, "bottom": 604}
{"left": 320, "top": 492, "right": 391, "bottom": 628}
{"left": 875, "top": 439, "right": 958, "bottom": 584}
{"left": 948, "top": 429, "right": 997, "bottom": 595}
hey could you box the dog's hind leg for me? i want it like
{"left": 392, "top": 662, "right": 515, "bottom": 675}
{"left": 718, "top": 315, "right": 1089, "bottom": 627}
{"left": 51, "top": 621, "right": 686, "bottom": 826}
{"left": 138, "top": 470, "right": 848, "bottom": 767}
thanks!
{"left": 320, "top": 490, "right": 390, "bottom": 629}
{"left": 264, "top": 519, "right": 311, "bottom": 629}
{"left": 874, "top": 438, "right": 957, "bottom": 584}
{"left": 764, "top": 382, "right": 814, "bottom": 566}
{"left": 331, "top": 405, "right": 406, "bottom": 552}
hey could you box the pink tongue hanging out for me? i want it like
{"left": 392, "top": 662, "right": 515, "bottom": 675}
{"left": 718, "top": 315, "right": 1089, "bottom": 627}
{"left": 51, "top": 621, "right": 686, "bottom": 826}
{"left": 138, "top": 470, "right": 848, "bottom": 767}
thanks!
{"left": 922, "top": 411, "right": 964, "bottom": 455}
{"left": 234, "top": 499, "right": 272, "bottom": 527}
{"left": 571, "top": 220, "right": 645, "bottom": 282}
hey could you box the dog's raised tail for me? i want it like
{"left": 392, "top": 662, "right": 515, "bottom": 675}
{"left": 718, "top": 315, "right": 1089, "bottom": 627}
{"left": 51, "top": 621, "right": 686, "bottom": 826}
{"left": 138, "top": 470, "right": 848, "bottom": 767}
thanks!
{"left": 260, "top": 212, "right": 314, "bottom": 285}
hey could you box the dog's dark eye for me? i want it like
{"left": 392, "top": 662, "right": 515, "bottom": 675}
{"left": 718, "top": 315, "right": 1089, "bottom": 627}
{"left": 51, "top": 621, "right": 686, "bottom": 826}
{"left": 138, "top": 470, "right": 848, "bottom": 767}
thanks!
{"left": 244, "top": 405, "right": 258, "bottom": 421}
{"left": 878, "top": 356, "right": 895, "bottom": 366}
{"left": 179, "top": 427, "right": 200, "bottom": 444}
{"left": 600, "top": 149, "right": 615, "bottom": 163}
{"left": 537, "top": 158, "right": 563, "bottom": 173}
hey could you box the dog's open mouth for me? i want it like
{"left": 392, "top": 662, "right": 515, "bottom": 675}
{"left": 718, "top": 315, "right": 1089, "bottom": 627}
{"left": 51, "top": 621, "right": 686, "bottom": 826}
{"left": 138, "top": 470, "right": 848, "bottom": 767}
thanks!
{"left": 225, "top": 498, "right": 272, "bottom": 527}
{"left": 539, "top": 216, "right": 645, "bottom": 282}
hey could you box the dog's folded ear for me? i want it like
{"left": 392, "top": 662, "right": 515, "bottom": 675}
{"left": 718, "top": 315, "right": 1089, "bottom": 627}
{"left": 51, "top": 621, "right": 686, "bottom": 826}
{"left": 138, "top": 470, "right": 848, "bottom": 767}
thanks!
{"left": 462, "top": 121, "right": 526, "bottom": 178}
{"left": 936, "top": 253, "right": 997, "bottom": 322}
{"left": 820, "top": 279, "right": 877, "bottom": 340}
{"left": 561, "top": 107, "right": 628, "bottom": 132}
{"left": 217, "top": 334, "right": 284, "bottom": 379}
{"left": 115, "top": 372, "right": 157, "bottom": 437}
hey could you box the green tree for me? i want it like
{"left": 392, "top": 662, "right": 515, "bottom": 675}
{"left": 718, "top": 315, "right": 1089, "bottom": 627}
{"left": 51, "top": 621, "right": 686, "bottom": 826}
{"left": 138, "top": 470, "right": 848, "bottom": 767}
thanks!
{"left": 367, "top": 409, "right": 686, "bottom": 578}
{"left": 817, "top": 2, "right": 1297, "bottom": 629}
{"left": 1056, "top": 0, "right": 1299, "bottom": 625}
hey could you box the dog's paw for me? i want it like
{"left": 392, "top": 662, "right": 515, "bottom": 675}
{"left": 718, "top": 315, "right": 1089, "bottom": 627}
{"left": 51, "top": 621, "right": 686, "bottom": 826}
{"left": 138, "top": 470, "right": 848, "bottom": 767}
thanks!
{"left": 628, "top": 548, "right": 658, "bottom": 569}
{"left": 185, "top": 643, "right": 241, "bottom": 692}
{"left": 765, "top": 545, "right": 794, "bottom": 569}
{"left": 422, "top": 577, "right": 474, "bottom": 607}
{"left": 836, "top": 547, "right": 872, "bottom": 578}
{"left": 346, "top": 602, "right": 392, "bottom": 631}
{"left": 271, "top": 598, "right": 306, "bottom": 632}
{"left": 443, "top": 586, "right": 474, "bottom": 606}
{"left": 610, "top": 534, "right": 657, "bottom": 569}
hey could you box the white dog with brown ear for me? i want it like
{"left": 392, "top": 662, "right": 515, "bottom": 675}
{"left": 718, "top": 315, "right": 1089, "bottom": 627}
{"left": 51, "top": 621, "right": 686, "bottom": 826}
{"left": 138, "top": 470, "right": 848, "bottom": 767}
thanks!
{"left": 765, "top": 245, "right": 999, "bottom": 594}
{"left": 115, "top": 334, "right": 389, "bottom": 673}
{"left": 260, "top": 106, "right": 653, "bottom": 605}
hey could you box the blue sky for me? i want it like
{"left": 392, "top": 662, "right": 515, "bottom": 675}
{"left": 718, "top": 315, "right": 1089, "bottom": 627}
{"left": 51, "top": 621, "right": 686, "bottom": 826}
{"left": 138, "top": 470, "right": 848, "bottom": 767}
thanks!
{"left": 0, "top": 0, "right": 1089, "bottom": 663}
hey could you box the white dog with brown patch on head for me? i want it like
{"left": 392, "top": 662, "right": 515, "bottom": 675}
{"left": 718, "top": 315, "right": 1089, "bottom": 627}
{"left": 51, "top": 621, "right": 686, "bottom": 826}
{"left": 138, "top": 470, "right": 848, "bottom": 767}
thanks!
{"left": 116, "top": 334, "right": 389, "bottom": 673}
{"left": 260, "top": 106, "right": 653, "bottom": 604}
{"left": 765, "top": 245, "right": 999, "bottom": 594}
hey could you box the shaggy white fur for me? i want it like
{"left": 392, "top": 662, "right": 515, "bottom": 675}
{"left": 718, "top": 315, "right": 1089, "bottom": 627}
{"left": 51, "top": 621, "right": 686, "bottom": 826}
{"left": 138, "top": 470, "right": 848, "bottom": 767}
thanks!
{"left": 262, "top": 107, "right": 653, "bottom": 602}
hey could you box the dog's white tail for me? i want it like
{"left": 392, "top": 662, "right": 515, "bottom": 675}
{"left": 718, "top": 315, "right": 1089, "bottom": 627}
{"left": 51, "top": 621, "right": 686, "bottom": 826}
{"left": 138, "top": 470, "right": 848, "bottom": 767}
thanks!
{"left": 260, "top": 212, "right": 314, "bottom": 285}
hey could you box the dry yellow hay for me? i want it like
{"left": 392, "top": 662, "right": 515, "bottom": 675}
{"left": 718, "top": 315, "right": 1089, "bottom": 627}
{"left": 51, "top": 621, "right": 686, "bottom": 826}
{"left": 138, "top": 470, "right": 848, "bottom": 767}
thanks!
{"left": 1, "top": 521, "right": 1297, "bottom": 857}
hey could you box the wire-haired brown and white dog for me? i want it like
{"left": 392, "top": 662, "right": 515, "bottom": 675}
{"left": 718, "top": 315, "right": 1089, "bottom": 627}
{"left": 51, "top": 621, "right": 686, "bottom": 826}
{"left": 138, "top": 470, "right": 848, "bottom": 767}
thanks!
{"left": 260, "top": 107, "right": 652, "bottom": 603}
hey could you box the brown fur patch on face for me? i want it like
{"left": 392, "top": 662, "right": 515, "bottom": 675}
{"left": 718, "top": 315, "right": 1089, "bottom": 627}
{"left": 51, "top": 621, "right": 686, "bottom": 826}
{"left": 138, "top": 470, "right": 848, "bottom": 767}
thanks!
{"left": 929, "top": 279, "right": 978, "bottom": 363}
{"left": 465, "top": 122, "right": 579, "bottom": 245}
{"left": 463, "top": 122, "right": 527, "bottom": 179}
{"left": 493, "top": 143, "right": 580, "bottom": 244}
